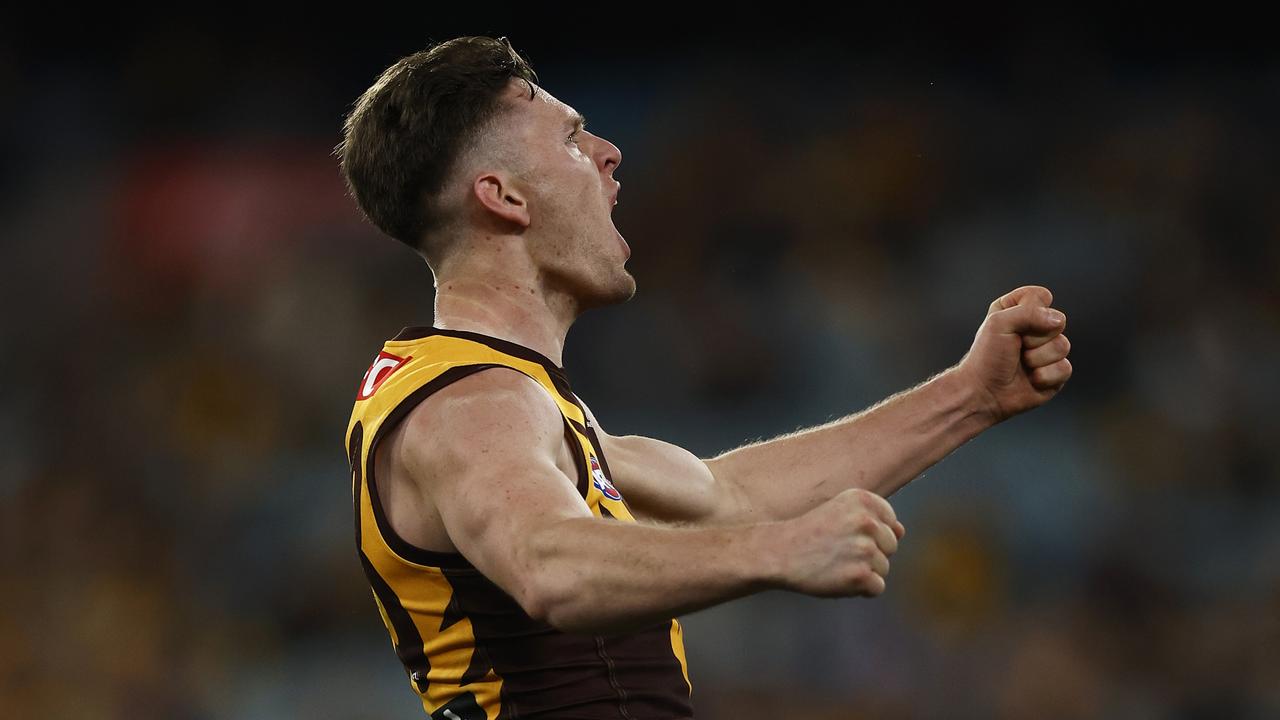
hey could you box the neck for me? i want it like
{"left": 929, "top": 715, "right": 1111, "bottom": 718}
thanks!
{"left": 431, "top": 253, "right": 577, "bottom": 367}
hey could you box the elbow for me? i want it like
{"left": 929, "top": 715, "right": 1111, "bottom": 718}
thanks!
{"left": 526, "top": 581, "right": 644, "bottom": 635}
{"left": 513, "top": 520, "right": 625, "bottom": 634}
{"left": 511, "top": 530, "right": 587, "bottom": 633}
{"left": 540, "top": 603, "right": 589, "bottom": 634}
{"left": 515, "top": 574, "right": 556, "bottom": 627}
{"left": 514, "top": 520, "right": 599, "bottom": 627}
{"left": 517, "top": 572, "right": 591, "bottom": 633}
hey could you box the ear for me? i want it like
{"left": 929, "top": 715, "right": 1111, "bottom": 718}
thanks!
{"left": 473, "top": 172, "right": 531, "bottom": 229}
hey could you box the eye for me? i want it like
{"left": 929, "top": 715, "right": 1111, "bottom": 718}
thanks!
{"left": 567, "top": 130, "right": 581, "bottom": 145}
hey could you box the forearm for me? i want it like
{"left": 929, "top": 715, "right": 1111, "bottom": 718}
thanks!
{"left": 525, "top": 515, "right": 781, "bottom": 634}
{"left": 708, "top": 366, "right": 993, "bottom": 519}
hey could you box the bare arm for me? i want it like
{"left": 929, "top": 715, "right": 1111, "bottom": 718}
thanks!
{"left": 587, "top": 375, "right": 977, "bottom": 526}
{"left": 397, "top": 368, "right": 902, "bottom": 635}
{"left": 596, "top": 285, "right": 1073, "bottom": 525}
{"left": 705, "top": 366, "right": 987, "bottom": 519}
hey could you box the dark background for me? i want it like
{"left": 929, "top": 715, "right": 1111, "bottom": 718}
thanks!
{"left": 3, "top": 10, "right": 1278, "bottom": 719}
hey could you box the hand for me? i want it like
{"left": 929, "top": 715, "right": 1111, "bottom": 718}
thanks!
{"left": 776, "top": 489, "right": 906, "bottom": 598}
{"left": 955, "top": 285, "right": 1073, "bottom": 424}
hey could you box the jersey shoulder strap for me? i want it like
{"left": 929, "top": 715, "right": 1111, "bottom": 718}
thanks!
{"left": 344, "top": 326, "right": 636, "bottom": 520}
{"left": 346, "top": 327, "right": 586, "bottom": 444}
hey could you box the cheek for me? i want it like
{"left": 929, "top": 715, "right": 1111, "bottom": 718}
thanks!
{"left": 533, "top": 163, "right": 600, "bottom": 227}
{"left": 563, "top": 153, "right": 598, "bottom": 191}
{"left": 542, "top": 162, "right": 591, "bottom": 200}
{"left": 552, "top": 179, "right": 598, "bottom": 222}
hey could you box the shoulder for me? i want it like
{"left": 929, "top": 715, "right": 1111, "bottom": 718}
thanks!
{"left": 398, "top": 366, "right": 566, "bottom": 473}
{"left": 410, "top": 365, "right": 559, "bottom": 422}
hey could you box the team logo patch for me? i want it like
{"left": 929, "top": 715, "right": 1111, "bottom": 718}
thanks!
{"left": 590, "top": 454, "right": 622, "bottom": 501}
{"left": 358, "top": 350, "right": 411, "bottom": 400}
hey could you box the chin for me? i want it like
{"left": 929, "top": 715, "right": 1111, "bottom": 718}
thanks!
{"left": 613, "top": 276, "right": 638, "bottom": 304}
{"left": 611, "top": 266, "right": 638, "bottom": 301}
{"left": 578, "top": 272, "right": 636, "bottom": 311}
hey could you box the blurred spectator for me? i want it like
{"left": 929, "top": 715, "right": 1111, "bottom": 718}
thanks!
{"left": 3, "top": 23, "right": 1277, "bottom": 718}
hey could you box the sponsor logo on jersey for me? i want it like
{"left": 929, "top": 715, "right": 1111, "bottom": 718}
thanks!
{"left": 358, "top": 350, "right": 411, "bottom": 400}
{"left": 590, "top": 454, "right": 622, "bottom": 501}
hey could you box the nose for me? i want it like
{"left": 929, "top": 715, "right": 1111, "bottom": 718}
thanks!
{"left": 593, "top": 133, "right": 622, "bottom": 177}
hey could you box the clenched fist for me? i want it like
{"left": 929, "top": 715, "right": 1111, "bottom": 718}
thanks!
{"left": 955, "top": 285, "right": 1073, "bottom": 423}
{"left": 775, "top": 489, "right": 906, "bottom": 598}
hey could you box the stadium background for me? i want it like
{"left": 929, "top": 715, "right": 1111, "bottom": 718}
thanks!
{"left": 4, "top": 12, "right": 1278, "bottom": 719}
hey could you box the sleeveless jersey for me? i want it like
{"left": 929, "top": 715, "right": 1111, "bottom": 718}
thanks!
{"left": 344, "top": 326, "right": 694, "bottom": 720}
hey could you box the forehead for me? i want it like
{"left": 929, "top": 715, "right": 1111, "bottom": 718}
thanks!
{"left": 503, "top": 79, "right": 578, "bottom": 126}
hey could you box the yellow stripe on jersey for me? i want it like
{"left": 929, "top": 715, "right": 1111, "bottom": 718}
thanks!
{"left": 345, "top": 327, "right": 693, "bottom": 720}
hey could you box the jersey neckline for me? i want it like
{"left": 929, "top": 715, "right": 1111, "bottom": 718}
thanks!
{"left": 391, "top": 325, "right": 570, "bottom": 381}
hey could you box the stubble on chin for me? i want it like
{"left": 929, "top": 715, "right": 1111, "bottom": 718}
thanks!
{"left": 583, "top": 281, "right": 635, "bottom": 312}
{"left": 577, "top": 266, "right": 636, "bottom": 312}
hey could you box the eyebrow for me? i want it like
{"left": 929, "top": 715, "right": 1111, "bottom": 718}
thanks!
{"left": 566, "top": 112, "right": 587, "bottom": 131}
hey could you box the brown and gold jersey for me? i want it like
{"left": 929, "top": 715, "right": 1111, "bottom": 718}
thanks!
{"left": 344, "top": 326, "right": 693, "bottom": 720}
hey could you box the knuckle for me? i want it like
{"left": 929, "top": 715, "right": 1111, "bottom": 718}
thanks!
{"left": 855, "top": 513, "right": 879, "bottom": 533}
{"left": 848, "top": 565, "right": 873, "bottom": 586}
{"left": 861, "top": 489, "right": 888, "bottom": 511}
{"left": 880, "top": 502, "right": 898, "bottom": 524}
{"left": 865, "top": 576, "right": 886, "bottom": 596}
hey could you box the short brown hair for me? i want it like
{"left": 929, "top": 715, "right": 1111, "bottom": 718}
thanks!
{"left": 335, "top": 36, "right": 539, "bottom": 257}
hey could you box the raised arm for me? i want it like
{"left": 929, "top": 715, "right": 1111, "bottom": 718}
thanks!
{"left": 594, "top": 285, "right": 1073, "bottom": 526}
{"left": 396, "top": 368, "right": 905, "bottom": 635}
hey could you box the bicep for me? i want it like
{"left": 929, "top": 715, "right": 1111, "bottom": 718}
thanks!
{"left": 603, "top": 433, "right": 754, "bottom": 527}
{"left": 398, "top": 369, "right": 591, "bottom": 605}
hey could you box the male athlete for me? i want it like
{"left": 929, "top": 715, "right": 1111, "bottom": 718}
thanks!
{"left": 337, "top": 36, "right": 1072, "bottom": 720}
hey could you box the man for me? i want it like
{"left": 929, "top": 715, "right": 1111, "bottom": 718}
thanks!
{"left": 337, "top": 36, "right": 1072, "bottom": 720}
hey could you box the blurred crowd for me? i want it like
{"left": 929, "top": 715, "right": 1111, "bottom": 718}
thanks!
{"left": 3, "top": 24, "right": 1278, "bottom": 719}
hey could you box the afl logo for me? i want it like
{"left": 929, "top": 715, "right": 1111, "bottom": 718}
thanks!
{"left": 358, "top": 351, "right": 411, "bottom": 400}
{"left": 590, "top": 454, "right": 622, "bottom": 501}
